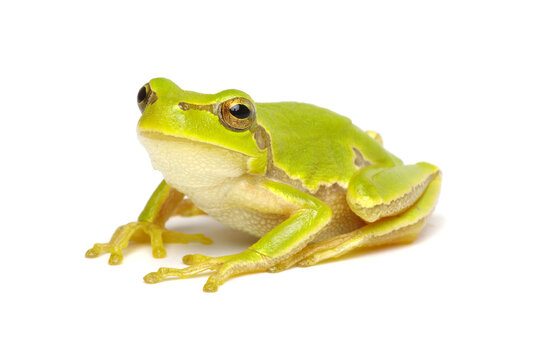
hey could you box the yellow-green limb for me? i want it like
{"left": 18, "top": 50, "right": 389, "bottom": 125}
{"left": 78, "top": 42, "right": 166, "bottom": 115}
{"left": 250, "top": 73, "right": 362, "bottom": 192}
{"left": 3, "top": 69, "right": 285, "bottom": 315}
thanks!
{"left": 273, "top": 172, "right": 442, "bottom": 271}
{"left": 138, "top": 180, "right": 182, "bottom": 226}
{"left": 85, "top": 180, "right": 210, "bottom": 264}
{"left": 144, "top": 180, "right": 332, "bottom": 292}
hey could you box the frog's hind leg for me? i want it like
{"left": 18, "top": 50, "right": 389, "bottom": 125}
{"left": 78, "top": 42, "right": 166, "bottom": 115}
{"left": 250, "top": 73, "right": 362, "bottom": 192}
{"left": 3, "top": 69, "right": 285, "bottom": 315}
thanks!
{"left": 271, "top": 171, "right": 441, "bottom": 271}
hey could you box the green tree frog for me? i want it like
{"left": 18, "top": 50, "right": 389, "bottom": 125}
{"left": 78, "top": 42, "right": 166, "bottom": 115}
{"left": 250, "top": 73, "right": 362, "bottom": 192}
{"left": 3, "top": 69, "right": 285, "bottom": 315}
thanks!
{"left": 86, "top": 78, "right": 441, "bottom": 292}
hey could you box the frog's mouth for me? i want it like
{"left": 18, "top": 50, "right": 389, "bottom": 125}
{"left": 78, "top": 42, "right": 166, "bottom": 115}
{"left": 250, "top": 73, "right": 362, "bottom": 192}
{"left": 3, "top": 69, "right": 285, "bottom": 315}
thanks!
{"left": 137, "top": 129, "right": 256, "bottom": 158}
{"left": 137, "top": 130, "right": 252, "bottom": 190}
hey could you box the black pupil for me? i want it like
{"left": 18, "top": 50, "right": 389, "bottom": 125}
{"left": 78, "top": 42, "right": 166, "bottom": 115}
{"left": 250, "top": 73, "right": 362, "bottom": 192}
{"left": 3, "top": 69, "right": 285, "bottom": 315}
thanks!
{"left": 229, "top": 104, "right": 250, "bottom": 119}
{"left": 137, "top": 86, "right": 147, "bottom": 103}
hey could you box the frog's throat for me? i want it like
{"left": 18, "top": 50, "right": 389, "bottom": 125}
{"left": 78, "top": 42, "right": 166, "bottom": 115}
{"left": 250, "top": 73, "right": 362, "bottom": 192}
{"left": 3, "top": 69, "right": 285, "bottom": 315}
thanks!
{"left": 138, "top": 131, "right": 254, "bottom": 190}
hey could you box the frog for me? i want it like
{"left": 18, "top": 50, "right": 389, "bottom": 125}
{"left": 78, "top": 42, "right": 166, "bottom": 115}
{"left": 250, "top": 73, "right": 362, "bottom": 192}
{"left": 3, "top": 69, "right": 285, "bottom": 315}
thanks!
{"left": 85, "top": 78, "right": 442, "bottom": 292}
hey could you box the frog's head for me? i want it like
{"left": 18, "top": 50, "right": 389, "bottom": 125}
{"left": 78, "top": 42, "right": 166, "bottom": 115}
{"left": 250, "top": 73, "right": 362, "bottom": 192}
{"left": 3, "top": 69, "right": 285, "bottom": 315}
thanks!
{"left": 136, "top": 78, "right": 266, "bottom": 189}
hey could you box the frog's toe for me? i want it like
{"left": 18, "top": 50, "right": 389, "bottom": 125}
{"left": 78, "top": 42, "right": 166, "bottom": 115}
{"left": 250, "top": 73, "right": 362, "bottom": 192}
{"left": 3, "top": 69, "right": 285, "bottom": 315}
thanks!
{"left": 144, "top": 250, "right": 272, "bottom": 292}
{"left": 162, "top": 230, "right": 212, "bottom": 245}
{"left": 143, "top": 272, "right": 161, "bottom": 284}
{"left": 199, "top": 251, "right": 271, "bottom": 292}
{"left": 108, "top": 253, "right": 124, "bottom": 265}
{"left": 85, "top": 243, "right": 111, "bottom": 258}
{"left": 193, "top": 234, "right": 213, "bottom": 245}
{"left": 85, "top": 248, "right": 101, "bottom": 258}
{"left": 85, "top": 241, "right": 125, "bottom": 265}
{"left": 143, "top": 258, "right": 224, "bottom": 284}
{"left": 203, "top": 279, "right": 219, "bottom": 293}
{"left": 85, "top": 223, "right": 139, "bottom": 263}
{"left": 182, "top": 254, "right": 212, "bottom": 265}
{"left": 143, "top": 267, "right": 187, "bottom": 284}
{"left": 86, "top": 222, "right": 213, "bottom": 264}
{"left": 152, "top": 247, "right": 167, "bottom": 258}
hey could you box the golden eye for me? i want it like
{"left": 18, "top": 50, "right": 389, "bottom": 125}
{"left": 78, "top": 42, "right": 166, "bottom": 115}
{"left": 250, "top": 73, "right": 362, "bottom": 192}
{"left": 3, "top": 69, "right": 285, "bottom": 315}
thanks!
{"left": 137, "top": 83, "right": 151, "bottom": 113}
{"left": 218, "top": 97, "right": 255, "bottom": 132}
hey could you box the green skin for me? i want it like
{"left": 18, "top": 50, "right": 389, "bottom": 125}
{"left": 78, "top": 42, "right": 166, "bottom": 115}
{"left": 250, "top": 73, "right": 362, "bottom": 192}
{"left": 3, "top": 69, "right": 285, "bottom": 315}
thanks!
{"left": 86, "top": 78, "right": 441, "bottom": 292}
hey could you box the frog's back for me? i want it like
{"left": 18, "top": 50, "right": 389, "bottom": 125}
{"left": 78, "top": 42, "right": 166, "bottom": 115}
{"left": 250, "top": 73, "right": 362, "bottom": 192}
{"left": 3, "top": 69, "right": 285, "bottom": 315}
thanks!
{"left": 255, "top": 102, "right": 401, "bottom": 193}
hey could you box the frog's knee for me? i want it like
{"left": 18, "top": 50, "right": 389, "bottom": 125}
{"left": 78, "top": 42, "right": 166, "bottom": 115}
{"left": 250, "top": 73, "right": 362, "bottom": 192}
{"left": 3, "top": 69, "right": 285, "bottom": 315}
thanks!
{"left": 347, "top": 163, "right": 440, "bottom": 223}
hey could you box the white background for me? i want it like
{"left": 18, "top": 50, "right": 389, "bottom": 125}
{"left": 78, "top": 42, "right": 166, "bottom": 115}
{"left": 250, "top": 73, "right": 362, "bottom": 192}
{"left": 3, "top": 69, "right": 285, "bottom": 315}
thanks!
{"left": 1, "top": 1, "right": 541, "bottom": 359}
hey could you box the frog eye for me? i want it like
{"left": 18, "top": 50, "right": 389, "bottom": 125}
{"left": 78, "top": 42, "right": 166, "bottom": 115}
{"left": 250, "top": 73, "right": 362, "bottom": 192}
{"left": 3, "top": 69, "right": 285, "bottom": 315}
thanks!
{"left": 218, "top": 97, "right": 256, "bottom": 132}
{"left": 137, "top": 83, "right": 151, "bottom": 113}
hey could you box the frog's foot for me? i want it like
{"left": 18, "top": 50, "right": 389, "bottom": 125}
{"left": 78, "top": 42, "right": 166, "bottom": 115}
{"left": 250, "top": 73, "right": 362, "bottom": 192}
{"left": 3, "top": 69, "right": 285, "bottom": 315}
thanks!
{"left": 143, "top": 250, "right": 272, "bottom": 292}
{"left": 272, "top": 223, "right": 421, "bottom": 271}
{"left": 85, "top": 221, "right": 212, "bottom": 265}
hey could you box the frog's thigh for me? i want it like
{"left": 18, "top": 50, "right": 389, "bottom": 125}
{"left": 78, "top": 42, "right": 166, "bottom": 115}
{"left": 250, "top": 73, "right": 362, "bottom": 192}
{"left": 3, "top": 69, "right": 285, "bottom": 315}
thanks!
{"left": 347, "top": 162, "right": 440, "bottom": 223}
{"left": 273, "top": 172, "right": 441, "bottom": 270}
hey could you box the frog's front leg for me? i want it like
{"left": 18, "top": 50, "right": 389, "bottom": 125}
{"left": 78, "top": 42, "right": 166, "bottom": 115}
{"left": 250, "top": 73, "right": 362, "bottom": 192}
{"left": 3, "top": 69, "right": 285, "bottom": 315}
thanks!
{"left": 273, "top": 163, "right": 441, "bottom": 270}
{"left": 143, "top": 180, "right": 332, "bottom": 292}
{"left": 85, "top": 180, "right": 211, "bottom": 265}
